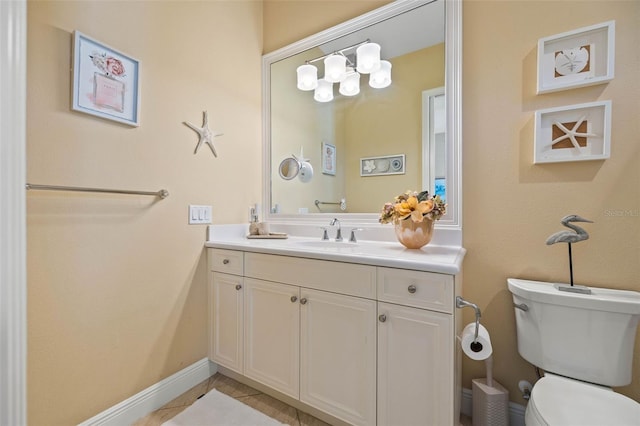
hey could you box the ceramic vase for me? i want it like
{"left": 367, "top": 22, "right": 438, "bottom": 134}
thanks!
{"left": 394, "top": 218, "right": 434, "bottom": 249}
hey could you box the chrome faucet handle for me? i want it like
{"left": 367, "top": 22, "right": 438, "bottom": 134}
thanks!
{"left": 320, "top": 227, "right": 329, "bottom": 240}
{"left": 329, "top": 218, "right": 342, "bottom": 242}
{"left": 349, "top": 228, "right": 363, "bottom": 243}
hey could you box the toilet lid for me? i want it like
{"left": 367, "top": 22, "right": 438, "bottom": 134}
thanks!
{"left": 529, "top": 374, "right": 640, "bottom": 426}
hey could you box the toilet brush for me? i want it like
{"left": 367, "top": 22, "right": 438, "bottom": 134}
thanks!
{"left": 472, "top": 356, "right": 509, "bottom": 426}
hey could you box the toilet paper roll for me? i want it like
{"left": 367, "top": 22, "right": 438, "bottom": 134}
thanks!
{"left": 460, "top": 322, "right": 493, "bottom": 361}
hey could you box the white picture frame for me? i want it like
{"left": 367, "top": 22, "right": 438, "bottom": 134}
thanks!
{"left": 537, "top": 21, "right": 615, "bottom": 94}
{"left": 72, "top": 31, "right": 141, "bottom": 126}
{"left": 534, "top": 100, "right": 611, "bottom": 164}
{"left": 360, "top": 154, "right": 405, "bottom": 177}
{"left": 322, "top": 141, "right": 336, "bottom": 175}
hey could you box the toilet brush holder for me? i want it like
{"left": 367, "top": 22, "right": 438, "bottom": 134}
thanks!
{"left": 472, "top": 378, "right": 509, "bottom": 426}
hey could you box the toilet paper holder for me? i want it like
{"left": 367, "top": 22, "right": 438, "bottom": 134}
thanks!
{"left": 456, "top": 296, "right": 482, "bottom": 342}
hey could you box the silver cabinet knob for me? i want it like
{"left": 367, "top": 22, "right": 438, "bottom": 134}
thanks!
{"left": 300, "top": 298, "right": 308, "bottom": 305}
{"left": 291, "top": 296, "right": 298, "bottom": 303}
{"left": 378, "top": 314, "right": 387, "bottom": 322}
{"left": 408, "top": 285, "right": 417, "bottom": 294}
{"left": 235, "top": 284, "right": 242, "bottom": 290}
{"left": 223, "top": 259, "right": 230, "bottom": 265}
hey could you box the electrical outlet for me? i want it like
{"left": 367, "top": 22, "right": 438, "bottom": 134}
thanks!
{"left": 189, "top": 205, "right": 212, "bottom": 224}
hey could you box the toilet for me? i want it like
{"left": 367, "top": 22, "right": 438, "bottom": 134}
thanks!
{"left": 508, "top": 278, "right": 640, "bottom": 425}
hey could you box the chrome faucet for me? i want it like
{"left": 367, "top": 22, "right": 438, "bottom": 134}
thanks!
{"left": 329, "top": 218, "right": 342, "bottom": 242}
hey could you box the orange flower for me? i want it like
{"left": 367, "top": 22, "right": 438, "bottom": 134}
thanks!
{"left": 379, "top": 190, "right": 446, "bottom": 224}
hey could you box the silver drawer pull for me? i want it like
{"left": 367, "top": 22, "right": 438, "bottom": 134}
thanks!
{"left": 235, "top": 284, "right": 242, "bottom": 290}
{"left": 514, "top": 302, "right": 528, "bottom": 311}
{"left": 291, "top": 296, "right": 298, "bottom": 303}
{"left": 300, "top": 298, "right": 308, "bottom": 305}
{"left": 408, "top": 285, "right": 417, "bottom": 294}
{"left": 378, "top": 314, "right": 387, "bottom": 323}
{"left": 223, "top": 259, "right": 230, "bottom": 265}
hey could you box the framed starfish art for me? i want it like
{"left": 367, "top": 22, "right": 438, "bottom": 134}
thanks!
{"left": 534, "top": 101, "right": 611, "bottom": 164}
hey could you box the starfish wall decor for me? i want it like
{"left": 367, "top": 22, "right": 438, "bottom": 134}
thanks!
{"left": 184, "top": 111, "right": 224, "bottom": 157}
{"left": 550, "top": 116, "right": 597, "bottom": 150}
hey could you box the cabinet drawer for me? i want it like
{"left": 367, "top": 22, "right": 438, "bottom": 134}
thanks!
{"left": 377, "top": 267, "right": 453, "bottom": 313}
{"left": 209, "top": 249, "right": 244, "bottom": 275}
{"left": 245, "top": 252, "right": 376, "bottom": 299}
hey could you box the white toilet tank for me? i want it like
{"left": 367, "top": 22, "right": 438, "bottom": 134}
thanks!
{"left": 508, "top": 278, "right": 640, "bottom": 387}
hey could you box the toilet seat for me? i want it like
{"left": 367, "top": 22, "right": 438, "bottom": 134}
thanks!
{"left": 526, "top": 374, "right": 640, "bottom": 426}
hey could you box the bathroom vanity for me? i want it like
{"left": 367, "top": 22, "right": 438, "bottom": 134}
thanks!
{"left": 209, "top": 0, "right": 465, "bottom": 422}
{"left": 205, "top": 227, "right": 465, "bottom": 425}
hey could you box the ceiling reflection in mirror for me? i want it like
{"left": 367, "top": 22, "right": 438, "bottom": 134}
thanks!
{"left": 267, "top": 0, "right": 447, "bottom": 218}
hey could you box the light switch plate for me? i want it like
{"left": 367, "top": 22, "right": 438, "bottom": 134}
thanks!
{"left": 189, "top": 205, "right": 212, "bottom": 224}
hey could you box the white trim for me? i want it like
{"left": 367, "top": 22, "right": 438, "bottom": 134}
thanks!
{"left": 0, "top": 0, "right": 27, "bottom": 425}
{"left": 78, "top": 358, "right": 217, "bottom": 426}
{"left": 461, "top": 388, "right": 526, "bottom": 426}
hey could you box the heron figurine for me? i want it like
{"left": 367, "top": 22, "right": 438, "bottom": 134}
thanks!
{"left": 546, "top": 214, "right": 593, "bottom": 287}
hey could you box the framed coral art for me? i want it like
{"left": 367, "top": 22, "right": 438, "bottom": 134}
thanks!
{"left": 534, "top": 100, "right": 611, "bottom": 164}
{"left": 71, "top": 31, "right": 140, "bottom": 126}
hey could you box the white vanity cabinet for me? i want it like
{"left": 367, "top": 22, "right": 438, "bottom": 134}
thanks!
{"left": 243, "top": 278, "right": 300, "bottom": 399}
{"left": 244, "top": 252, "right": 377, "bottom": 426}
{"left": 208, "top": 248, "right": 459, "bottom": 426}
{"left": 377, "top": 267, "right": 455, "bottom": 426}
{"left": 299, "top": 288, "right": 377, "bottom": 426}
{"left": 208, "top": 249, "right": 244, "bottom": 374}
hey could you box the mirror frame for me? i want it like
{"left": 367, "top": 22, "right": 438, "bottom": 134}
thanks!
{"left": 262, "top": 0, "right": 461, "bottom": 230}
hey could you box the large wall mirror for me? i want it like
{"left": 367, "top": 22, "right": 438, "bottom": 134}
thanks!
{"left": 262, "top": 0, "right": 461, "bottom": 229}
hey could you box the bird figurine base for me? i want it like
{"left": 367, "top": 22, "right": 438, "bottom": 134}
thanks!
{"left": 554, "top": 283, "right": 592, "bottom": 295}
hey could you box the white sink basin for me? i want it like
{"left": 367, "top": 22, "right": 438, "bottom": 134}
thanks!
{"left": 294, "top": 240, "right": 360, "bottom": 249}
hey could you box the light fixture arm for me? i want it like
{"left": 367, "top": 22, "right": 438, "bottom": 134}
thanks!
{"left": 304, "top": 39, "right": 371, "bottom": 65}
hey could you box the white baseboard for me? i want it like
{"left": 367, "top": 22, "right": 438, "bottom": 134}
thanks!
{"left": 461, "top": 387, "right": 526, "bottom": 426}
{"left": 78, "top": 358, "right": 217, "bottom": 426}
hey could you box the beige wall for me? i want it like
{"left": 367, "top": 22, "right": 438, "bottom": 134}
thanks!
{"left": 27, "top": 1, "right": 262, "bottom": 424}
{"left": 25, "top": 1, "right": 639, "bottom": 423}
{"left": 463, "top": 0, "right": 639, "bottom": 404}
{"left": 263, "top": 0, "right": 389, "bottom": 54}
{"left": 345, "top": 44, "right": 445, "bottom": 213}
{"left": 270, "top": 47, "right": 346, "bottom": 214}
{"left": 264, "top": 0, "right": 640, "bottom": 405}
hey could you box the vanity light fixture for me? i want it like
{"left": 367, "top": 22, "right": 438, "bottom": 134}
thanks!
{"left": 324, "top": 54, "right": 347, "bottom": 83}
{"left": 356, "top": 42, "right": 381, "bottom": 73}
{"left": 369, "top": 60, "right": 392, "bottom": 89}
{"left": 339, "top": 69, "right": 360, "bottom": 96}
{"left": 296, "top": 39, "right": 390, "bottom": 102}
{"left": 314, "top": 79, "right": 334, "bottom": 102}
{"left": 296, "top": 64, "right": 318, "bottom": 91}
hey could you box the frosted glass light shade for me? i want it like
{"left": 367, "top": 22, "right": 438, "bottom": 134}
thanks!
{"left": 339, "top": 72, "right": 360, "bottom": 96}
{"left": 369, "top": 60, "right": 392, "bottom": 88}
{"left": 324, "top": 54, "right": 347, "bottom": 83}
{"left": 296, "top": 64, "right": 318, "bottom": 91}
{"left": 314, "top": 79, "right": 333, "bottom": 102}
{"left": 356, "top": 42, "right": 381, "bottom": 74}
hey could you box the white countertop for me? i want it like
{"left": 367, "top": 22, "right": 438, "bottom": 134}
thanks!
{"left": 205, "top": 225, "right": 465, "bottom": 275}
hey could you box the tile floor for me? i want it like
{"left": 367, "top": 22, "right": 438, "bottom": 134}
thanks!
{"left": 132, "top": 372, "right": 473, "bottom": 426}
{"left": 131, "top": 372, "right": 329, "bottom": 426}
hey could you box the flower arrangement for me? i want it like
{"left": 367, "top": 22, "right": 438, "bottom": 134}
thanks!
{"left": 379, "top": 190, "right": 447, "bottom": 224}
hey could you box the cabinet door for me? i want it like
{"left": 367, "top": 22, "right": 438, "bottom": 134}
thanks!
{"left": 244, "top": 278, "right": 300, "bottom": 399}
{"left": 210, "top": 272, "right": 243, "bottom": 373}
{"left": 300, "top": 288, "right": 377, "bottom": 426}
{"left": 377, "top": 302, "right": 454, "bottom": 426}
